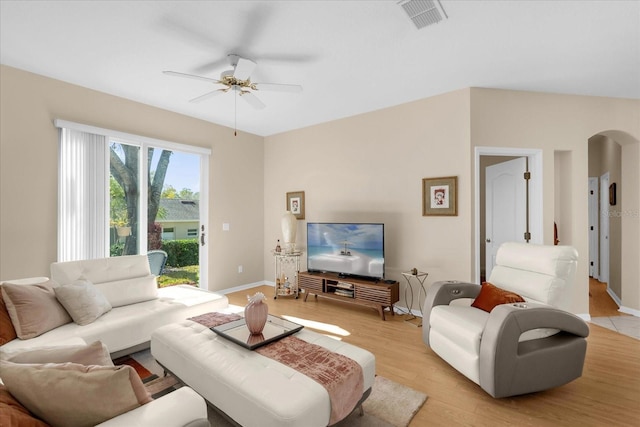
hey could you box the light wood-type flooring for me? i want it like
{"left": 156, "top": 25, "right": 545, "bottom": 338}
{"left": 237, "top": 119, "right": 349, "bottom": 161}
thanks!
{"left": 227, "top": 285, "right": 640, "bottom": 427}
{"left": 589, "top": 277, "right": 623, "bottom": 317}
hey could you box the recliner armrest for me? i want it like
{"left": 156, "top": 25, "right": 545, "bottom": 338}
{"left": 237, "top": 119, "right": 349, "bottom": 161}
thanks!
{"left": 485, "top": 303, "right": 589, "bottom": 341}
{"left": 479, "top": 303, "right": 589, "bottom": 397}
{"left": 422, "top": 281, "right": 480, "bottom": 347}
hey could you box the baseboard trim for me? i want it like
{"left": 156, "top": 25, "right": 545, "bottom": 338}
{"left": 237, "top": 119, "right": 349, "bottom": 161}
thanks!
{"left": 606, "top": 286, "right": 622, "bottom": 307}
{"left": 218, "top": 281, "right": 271, "bottom": 295}
{"left": 619, "top": 306, "right": 640, "bottom": 317}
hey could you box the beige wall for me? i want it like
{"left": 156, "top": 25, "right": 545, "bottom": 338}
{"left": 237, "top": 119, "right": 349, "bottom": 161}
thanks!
{"left": 264, "top": 90, "right": 472, "bottom": 312}
{"left": 3, "top": 65, "right": 639, "bottom": 314}
{"left": 265, "top": 88, "right": 640, "bottom": 315}
{"left": 265, "top": 87, "right": 639, "bottom": 315}
{"left": 0, "top": 65, "right": 265, "bottom": 292}
{"left": 470, "top": 88, "right": 640, "bottom": 314}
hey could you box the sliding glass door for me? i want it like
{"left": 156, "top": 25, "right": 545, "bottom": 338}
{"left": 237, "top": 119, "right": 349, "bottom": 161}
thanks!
{"left": 109, "top": 141, "right": 208, "bottom": 289}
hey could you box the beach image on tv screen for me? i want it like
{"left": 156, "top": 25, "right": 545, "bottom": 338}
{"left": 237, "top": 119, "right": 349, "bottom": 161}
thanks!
{"left": 307, "top": 223, "right": 384, "bottom": 278}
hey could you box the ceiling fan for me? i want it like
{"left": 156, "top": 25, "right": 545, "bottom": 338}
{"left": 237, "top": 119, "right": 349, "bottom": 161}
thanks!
{"left": 163, "top": 54, "right": 302, "bottom": 110}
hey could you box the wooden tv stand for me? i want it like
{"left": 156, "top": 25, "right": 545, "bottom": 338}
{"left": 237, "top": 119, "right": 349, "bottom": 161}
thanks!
{"left": 299, "top": 271, "right": 399, "bottom": 320}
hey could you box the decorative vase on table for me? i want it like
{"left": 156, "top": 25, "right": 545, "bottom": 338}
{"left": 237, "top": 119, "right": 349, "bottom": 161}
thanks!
{"left": 244, "top": 292, "right": 268, "bottom": 335}
{"left": 281, "top": 211, "right": 297, "bottom": 253}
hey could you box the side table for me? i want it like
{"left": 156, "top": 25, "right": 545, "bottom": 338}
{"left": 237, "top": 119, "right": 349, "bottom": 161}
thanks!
{"left": 401, "top": 270, "right": 428, "bottom": 327}
{"left": 272, "top": 251, "right": 302, "bottom": 299}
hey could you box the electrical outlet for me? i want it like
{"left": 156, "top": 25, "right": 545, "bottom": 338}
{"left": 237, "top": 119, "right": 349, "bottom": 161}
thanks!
{"left": 238, "top": 265, "right": 243, "bottom": 273}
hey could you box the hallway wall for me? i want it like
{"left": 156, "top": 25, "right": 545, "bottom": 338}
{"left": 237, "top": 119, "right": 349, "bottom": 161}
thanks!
{"left": 588, "top": 135, "right": 622, "bottom": 300}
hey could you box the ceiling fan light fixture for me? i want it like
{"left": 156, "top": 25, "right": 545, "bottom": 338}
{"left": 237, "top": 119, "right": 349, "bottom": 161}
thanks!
{"left": 398, "top": 0, "right": 448, "bottom": 29}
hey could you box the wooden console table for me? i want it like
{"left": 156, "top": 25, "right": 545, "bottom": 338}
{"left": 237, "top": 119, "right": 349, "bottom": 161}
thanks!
{"left": 299, "top": 271, "right": 399, "bottom": 320}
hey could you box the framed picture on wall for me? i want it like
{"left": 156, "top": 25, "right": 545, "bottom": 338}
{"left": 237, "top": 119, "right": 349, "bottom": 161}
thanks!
{"left": 422, "top": 176, "right": 458, "bottom": 216}
{"left": 609, "top": 183, "right": 616, "bottom": 206}
{"left": 286, "top": 191, "right": 305, "bottom": 219}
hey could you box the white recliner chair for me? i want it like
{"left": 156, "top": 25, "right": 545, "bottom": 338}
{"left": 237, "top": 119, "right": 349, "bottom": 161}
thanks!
{"left": 423, "top": 242, "right": 589, "bottom": 398}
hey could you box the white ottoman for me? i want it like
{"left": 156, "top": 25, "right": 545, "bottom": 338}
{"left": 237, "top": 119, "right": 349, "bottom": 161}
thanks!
{"left": 151, "top": 320, "right": 376, "bottom": 427}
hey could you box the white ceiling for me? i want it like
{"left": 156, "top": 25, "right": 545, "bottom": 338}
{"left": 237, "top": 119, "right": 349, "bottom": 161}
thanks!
{"left": 1, "top": 1, "right": 639, "bottom": 137}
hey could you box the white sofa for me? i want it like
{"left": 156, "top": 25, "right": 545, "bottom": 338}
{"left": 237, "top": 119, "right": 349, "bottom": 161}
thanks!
{"left": 1, "top": 255, "right": 228, "bottom": 426}
{"left": 1, "top": 255, "right": 228, "bottom": 358}
{"left": 95, "top": 387, "right": 209, "bottom": 427}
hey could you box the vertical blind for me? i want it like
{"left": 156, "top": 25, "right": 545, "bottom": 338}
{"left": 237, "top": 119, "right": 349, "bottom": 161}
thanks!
{"left": 58, "top": 128, "right": 108, "bottom": 261}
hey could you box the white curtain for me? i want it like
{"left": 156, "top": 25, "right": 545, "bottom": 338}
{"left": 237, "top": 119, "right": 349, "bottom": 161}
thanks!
{"left": 58, "top": 128, "right": 108, "bottom": 261}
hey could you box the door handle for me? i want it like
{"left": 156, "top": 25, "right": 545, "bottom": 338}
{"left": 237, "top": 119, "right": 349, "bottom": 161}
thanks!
{"left": 200, "top": 225, "right": 206, "bottom": 246}
{"left": 486, "top": 238, "right": 491, "bottom": 243}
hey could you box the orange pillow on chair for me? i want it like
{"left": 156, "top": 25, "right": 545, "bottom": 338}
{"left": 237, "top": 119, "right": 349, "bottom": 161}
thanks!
{"left": 471, "top": 282, "right": 525, "bottom": 313}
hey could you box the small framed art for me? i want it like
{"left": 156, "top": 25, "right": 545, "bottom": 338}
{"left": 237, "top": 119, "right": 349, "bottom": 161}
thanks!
{"left": 422, "top": 176, "right": 458, "bottom": 216}
{"left": 609, "top": 183, "right": 616, "bottom": 206}
{"left": 286, "top": 191, "right": 305, "bottom": 220}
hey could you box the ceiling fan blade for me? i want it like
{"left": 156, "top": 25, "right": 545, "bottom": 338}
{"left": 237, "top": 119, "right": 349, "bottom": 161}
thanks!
{"left": 189, "top": 89, "right": 227, "bottom": 103}
{"left": 194, "top": 57, "right": 232, "bottom": 75}
{"left": 238, "top": 4, "right": 272, "bottom": 50}
{"left": 240, "top": 91, "right": 266, "bottom": 110}
{"left": 255, "top": 53, "right": 317, "bottom": 64}
{"left": 233, "top": 57, "right": 257, "bottom": 81}
{"left": 163, "top": 71, "right": 221, "bottom": 84}
{"left": 254, "top": 83, "right": 303, "bottom": 93}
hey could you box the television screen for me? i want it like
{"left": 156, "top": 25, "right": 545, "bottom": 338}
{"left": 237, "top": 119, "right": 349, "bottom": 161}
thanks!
{"left": 307, "top": 223, "right": 384, "bottom": 280}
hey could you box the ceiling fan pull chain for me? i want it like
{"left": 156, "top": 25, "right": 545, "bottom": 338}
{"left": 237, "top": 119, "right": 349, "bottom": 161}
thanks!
{"left": 234, "top": 90, "right": 237, "bottom": 137}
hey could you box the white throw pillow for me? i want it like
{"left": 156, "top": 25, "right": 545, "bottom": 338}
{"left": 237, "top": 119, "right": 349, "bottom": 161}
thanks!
{"left": 54, "top": 280, "right": 112, "bottom": 326}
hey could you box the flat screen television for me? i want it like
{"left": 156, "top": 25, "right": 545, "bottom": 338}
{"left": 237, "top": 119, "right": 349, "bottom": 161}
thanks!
{"left": 307, "top": 223, "right": 385, "bottom": 280}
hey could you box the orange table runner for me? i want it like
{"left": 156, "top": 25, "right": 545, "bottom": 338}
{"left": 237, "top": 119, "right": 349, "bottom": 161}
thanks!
{"left": 188, "top": 312, "right": 364, "bottom": 424}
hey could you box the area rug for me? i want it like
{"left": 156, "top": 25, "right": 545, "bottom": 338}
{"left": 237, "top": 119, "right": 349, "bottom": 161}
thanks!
{"left": 359, "top": 376, "right": 427, "bottom": 427}
{"left": 113, "top": 355, "right": 181, "bottom": 399}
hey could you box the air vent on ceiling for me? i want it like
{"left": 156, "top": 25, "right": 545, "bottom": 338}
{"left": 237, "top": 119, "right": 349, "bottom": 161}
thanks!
{"left": 398, "top": 0, "right": 448, "bottom": 29}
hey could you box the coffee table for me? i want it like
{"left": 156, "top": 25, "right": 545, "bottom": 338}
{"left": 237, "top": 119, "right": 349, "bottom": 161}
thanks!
{"left": 151, "top": 318, "right": 375, "bottom": 427}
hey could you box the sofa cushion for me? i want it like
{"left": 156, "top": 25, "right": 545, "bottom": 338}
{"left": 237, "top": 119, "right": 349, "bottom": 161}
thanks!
{"left": 50, "top": 255, "right": 158, "bottom": 308}
{"left": 0, "top": 288, "right": 17, "bottom": 345}
{"left": 1, "top": 282, "right": 72, "bottom": 339}
{"left": 0, "top": 361, "right": 152, "bottom": 427}
{"left": 93, "top": 275, "right": 158, "bottom": 308}
{"left": 54, "top": 280, "right": 112, "bottom": 325}
{"left": 1, "top": 340, "right": 113, "bottom": 366}
{"left": 0, "top": 384, "right": 50, "bottom": 427}
{"left": 471, "top": 282, "right": 525, "bottom": 313}
{"left": 50, "top": 255, "right": 152, "bottom": 285}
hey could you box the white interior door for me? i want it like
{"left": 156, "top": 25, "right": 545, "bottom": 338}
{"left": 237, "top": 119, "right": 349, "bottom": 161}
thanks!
{"left": 588, "top": 177, "right": 599, "bottom": 278}
{"left": 485, "top": 157, "right": 527, "bottom": 279}
{"left": 599, "top": 172, "right": 610, "bottom": 284}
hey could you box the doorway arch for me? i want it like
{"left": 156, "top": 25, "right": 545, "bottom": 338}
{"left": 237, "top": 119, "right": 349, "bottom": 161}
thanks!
{"left": 588, "top": 130, "right": 640, "bottom": 317}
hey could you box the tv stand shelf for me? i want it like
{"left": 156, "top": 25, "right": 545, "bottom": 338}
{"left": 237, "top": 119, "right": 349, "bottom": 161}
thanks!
{"left": 299, "top": 272, "right": 399, "bottom": 320}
